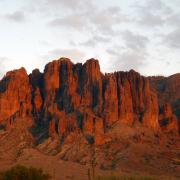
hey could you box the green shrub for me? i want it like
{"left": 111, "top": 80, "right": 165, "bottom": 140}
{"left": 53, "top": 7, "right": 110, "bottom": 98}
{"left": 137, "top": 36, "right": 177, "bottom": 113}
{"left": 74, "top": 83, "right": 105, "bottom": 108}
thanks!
{"left": 0, "top": 165, "right": 51, "bottom": 180}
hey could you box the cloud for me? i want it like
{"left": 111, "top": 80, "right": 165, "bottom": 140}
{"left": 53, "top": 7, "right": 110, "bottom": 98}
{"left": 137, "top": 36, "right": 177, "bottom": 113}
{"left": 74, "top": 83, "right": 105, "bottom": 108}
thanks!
{"left": 0, "top": 57, "right": 8, "bottom": 78}
{"left": 39, "top": 40, "right": 51, "bottom": 46}
{"left": 0, "top": 0, "right": 179, "bottom": 76}
{"left": 79, "top": 35, "right": 111, "bottom": 47}
{"left": 163, "top": 28, "right": 180, "bottom": 49}
{"left": 24, "top": 0, "right": 96, "bottom": 18}
{"left": 121, "top": 31, "right": 149, "bottom": 50}
{"left": 118, "top": 50, "right": 147, "bottom": 70}
{"left": 107, "top": 48, "right": 148, "bottom": 72}
{"left": 45, "top": 0, "right": 95, "bottom": 11}
{"left": 144, "top": 0, "right": 172, "bottom": 14}
{"left": 107, "top": 48, "right": 147, "bottom": 72}
{"left": 49, "top": 14, "right": 87, "bottom": 30}
{"left": 89, "top": 6, "right": 129, "bottom": 34}
{"left": 134, "top": 0, "right": 172, "bottom": 27}
{"left": 138, "top": 12, "right": 165, "bottom": 27}
{"left": 4, "top": 11, "right": 26, "bottom": 22}
{"left": 166, "top": 13, "right": 180, "bottom": 27}
{"left": 134, "top": 0, "right": 172, "bottom": 14}
{"left": 44, "top": 48, "right": 86, "bottom": 62}
{"left": 106, "top": 31, "right": 149, "bottom": 71}
{"left": 48, "top": 6, "right": 129, "bottom": 34}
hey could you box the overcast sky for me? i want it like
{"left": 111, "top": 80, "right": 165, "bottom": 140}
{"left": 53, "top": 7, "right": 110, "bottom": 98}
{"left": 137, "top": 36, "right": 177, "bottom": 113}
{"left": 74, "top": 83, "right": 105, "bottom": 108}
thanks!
{"left": 0, "top": 0, "right": 180, "bottom": 77}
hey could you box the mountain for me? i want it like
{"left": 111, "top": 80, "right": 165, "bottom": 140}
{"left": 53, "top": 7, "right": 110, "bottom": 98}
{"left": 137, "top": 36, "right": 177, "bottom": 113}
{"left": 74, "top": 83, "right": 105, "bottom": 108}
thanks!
{"left": 1, "top": 58, "right": 179, "bottom": 136}
{"left": 0, "top": 58, "right": 179, "bottom": 179}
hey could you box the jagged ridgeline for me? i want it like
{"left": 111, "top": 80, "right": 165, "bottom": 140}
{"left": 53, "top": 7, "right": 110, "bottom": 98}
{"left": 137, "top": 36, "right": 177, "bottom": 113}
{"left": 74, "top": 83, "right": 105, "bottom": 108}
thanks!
{"left": 0, "top": 58, "right": 179, "bottom": 145}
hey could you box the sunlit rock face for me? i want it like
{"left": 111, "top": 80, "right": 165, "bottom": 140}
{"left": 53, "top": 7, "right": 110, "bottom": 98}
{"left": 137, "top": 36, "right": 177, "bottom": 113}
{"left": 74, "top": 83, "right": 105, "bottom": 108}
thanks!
{"left": 102, "top": 70, "right": 159, "bottom": 130}
{"left": 0, "top": 58, "right": 179, "bottom": 144}
{"left": 0, "top": 67, "right": 32, "bottom": 123}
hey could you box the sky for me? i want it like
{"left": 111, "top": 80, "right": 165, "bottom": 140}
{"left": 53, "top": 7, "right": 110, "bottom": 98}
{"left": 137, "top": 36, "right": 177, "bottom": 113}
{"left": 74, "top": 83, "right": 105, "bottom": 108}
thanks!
{"left": 0, "top": 0, "right": 180, "bottom": 77}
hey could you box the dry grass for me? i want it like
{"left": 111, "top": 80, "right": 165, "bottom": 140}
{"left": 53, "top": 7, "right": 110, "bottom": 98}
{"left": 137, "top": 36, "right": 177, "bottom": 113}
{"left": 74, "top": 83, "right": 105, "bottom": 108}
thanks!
{"left": 95, "top": 175, "right": 158, "bottom": 180}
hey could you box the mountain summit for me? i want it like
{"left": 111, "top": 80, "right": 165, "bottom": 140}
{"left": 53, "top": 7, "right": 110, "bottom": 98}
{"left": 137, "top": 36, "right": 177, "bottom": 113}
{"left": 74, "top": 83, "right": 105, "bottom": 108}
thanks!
{"left": 0, "top": 58, "right": 179, "bottom": 179}
{"left": 1, "top": 58, "right": 179, "bottom": 137}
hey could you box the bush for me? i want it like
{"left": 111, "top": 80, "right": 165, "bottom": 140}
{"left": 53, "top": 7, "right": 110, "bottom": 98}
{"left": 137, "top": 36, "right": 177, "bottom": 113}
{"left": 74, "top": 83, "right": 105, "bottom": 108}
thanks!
{"left": 0, "top": 165, "right": 51, "bottom": 180}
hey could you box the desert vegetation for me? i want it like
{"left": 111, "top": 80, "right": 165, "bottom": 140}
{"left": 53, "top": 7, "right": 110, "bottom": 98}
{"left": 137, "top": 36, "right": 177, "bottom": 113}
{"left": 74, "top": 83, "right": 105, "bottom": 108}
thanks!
{"left": 0, "top": 165, "right": 51, "bottom": 180}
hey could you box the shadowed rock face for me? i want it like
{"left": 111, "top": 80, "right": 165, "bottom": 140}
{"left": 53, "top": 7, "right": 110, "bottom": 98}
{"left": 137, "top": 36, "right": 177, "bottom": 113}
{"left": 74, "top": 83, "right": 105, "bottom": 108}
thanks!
{"left": 29, "top": 69, "right": 43, "bottom": 119}
{"left": 150, "top": 74, "right": 180, "bottom": 133}
{"left": 0, "top": 58, "right": 179, "bottom": 144}
{"left": 159, "top": 104, "right": 179, "bottom": 133}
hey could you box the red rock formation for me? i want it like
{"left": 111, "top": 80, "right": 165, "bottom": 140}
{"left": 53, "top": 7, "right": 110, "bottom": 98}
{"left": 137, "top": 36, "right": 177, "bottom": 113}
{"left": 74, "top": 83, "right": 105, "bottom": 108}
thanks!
{"left": 103, "top": 74, "right": 119, "bottom": 127}
{"left": 150, "top": 74, "right": 180, "bottom": 133}
{"left": 126, "top": 70, "right": 159, "bottom": 129}
{"left": 159, "top": 104, "right": 179, "bottom": 133}
{"left": 43, "top": 58, "right": 81, "bottom": 118}
{"left": 103, "top": 70, "right": 159, "bottom": 129}
{"left": 0, "top": 67, "right": 32, "bottom": 123}
{"left": 29, "top": 69, "right": 43, "bottom": 121}
{"left": 49, "top": 119, "right": 57, "bottom": 138}
{"left": 0, "top": 57, "right": 179, "bottom": 143}
{"left": 33, "top": 88, "right": 43, "bottom": 112}
{"left": 58, "top": 111, "right": 77, "bottom": 136}
{"left": 81, "top": 59, "right": 103, "bottom": 113}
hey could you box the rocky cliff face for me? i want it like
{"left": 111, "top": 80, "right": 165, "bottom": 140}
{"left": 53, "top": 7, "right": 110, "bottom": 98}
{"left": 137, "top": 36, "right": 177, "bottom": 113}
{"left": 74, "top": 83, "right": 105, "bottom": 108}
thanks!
{"left": 0, "top": 58, "right": 179, "bottom": 145}
{"left": 159, "top": 103, "right": 179, "bottom": 133}
{"left": 150, "top": 74, "right": 180, "bottom": 133}
{"left": 0, "top": 68, "right": 32, "bottom": 128}
{"left": 103, "top": 70, "right": 159, "bottom": 129}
